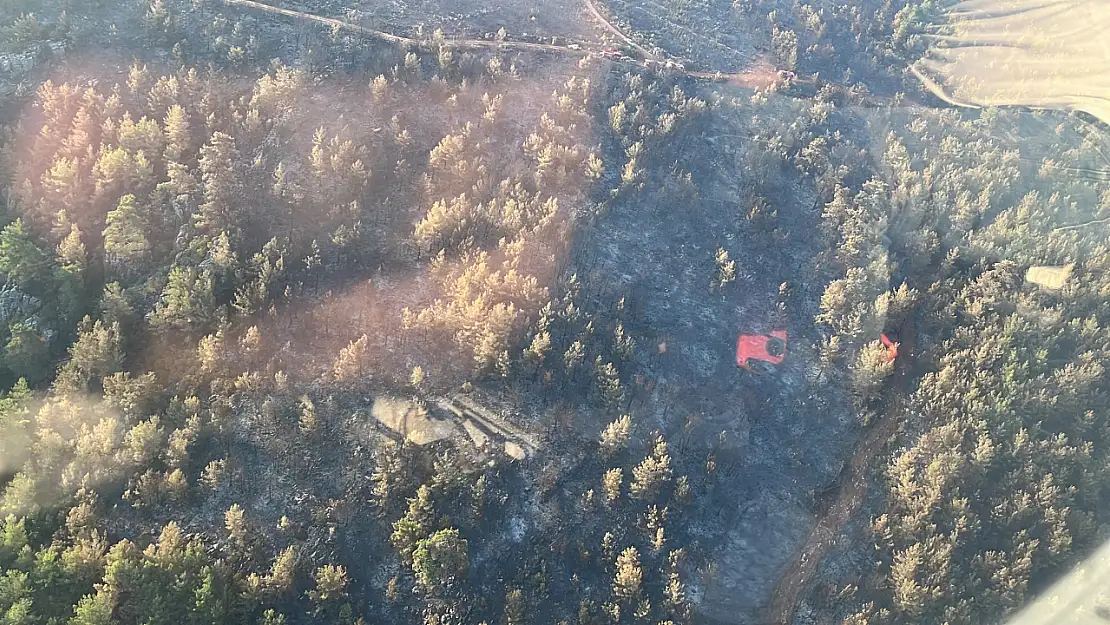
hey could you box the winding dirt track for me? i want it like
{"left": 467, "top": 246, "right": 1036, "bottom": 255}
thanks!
{"left": 766, "top": 319, "right": 917, "bottom": 625}
{"left": 581, "top": 0, "right": 658, "bottom": 60}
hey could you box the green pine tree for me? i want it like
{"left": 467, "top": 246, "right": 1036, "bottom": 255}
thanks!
{"left": 0, "top": 219, "right": 50, "bottom": 290}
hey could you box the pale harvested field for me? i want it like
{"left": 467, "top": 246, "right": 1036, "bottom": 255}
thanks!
{"left": 912, "top": 0, "right": 1110, "bottom": 125}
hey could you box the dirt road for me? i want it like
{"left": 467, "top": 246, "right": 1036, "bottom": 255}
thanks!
{"left": 580, "top": 0, "right": 780, "bottom": 88}
{"left": 223, "top": 0, "right": 782, "bottom": 88}
{"left": 224, "top": 0, "right": 590, "bottom": 56}
{"left": 690, "top": 69, "right": 779, "bottom": 89}
{"left": 765, "top": 319, "right": 916, "bottom": 625}
{"left": 580, "top": 0, "right": 658, "bottom": 60}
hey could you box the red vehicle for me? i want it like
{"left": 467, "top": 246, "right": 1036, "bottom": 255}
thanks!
{"left": 737, "top": 330, "right": 787, "bottom": 375}
{"left": 880, "top": 333, "right": 899, "bottom": 362}
{"left": 601, "top": 49, "right": 622, "bottom": 59}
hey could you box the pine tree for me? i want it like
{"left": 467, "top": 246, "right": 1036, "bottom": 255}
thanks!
{"left": 1, "top": 472, "right": 37, "bottom": 516}
{"left": 372, "top": 440, "right": 407, "bottom": 514}
{"left": 41, "top": 156, "right": 87, "bottom": 220}
{"left": 503, "top": 588, "right": 526, "bottom": 625}
{"left": 163, "top": 104, "right": 190, "bottom": 163}
{"left": 192, "top": 566, "right": 229, "bottom": 623}
{"left": 166, "top": 417, "right": 200, "bottom": 469}
{"left": 159, "top": 160, "right": 198, "bottom": 206}
{"left": 233, "top": 275, "right": 268, "bottom": 317}
{"left": 652, "top": 527, "right": 666, "bottom": 554}
{"left": 147, "top": 75, "right": 180, "bottom": 116}
{"left": 600, "top": 415, "right": 632, "bottom": 455}
{"left": 143, "top": 0, "right": 176, "bottom": 44}
{"left": 771, "top": 25, "right": 799, "bottom": 70}
{"left": 2, "top": 596, "right": 32, "bottom": 625}
{"left": 613, "top": 547, "right": 642, "bottom": 603}
{"left": 431, "top": 450, "right": 467, "bottom": 495}
{"left": 663, "top": 549, "right": 688, "bottom": 618}
{"left": 0, "top": 219, "right": 49, "bottom": 289}
{"left": 240, "top": 325, "right": 262, "bottom": 362}
{"left": 3, "top": 323, "right": 50, "bottom": 385}
{"left": 127, "top": 63, "right": 152, "bottom": 100}
{"left": 118, "top": 115, "right": 165, "bottom": 161}
{"left": 57, "top": 222, "right": 87, "bottom": 270}
{"left": 196, "top": 131, "right": 240, "bottom": 239}
{"left": 412, "top": 529, "right": 468, "bottom": 594}
{"left": 523, "top": 330, "right": 551, "bottom": 371}
{"left": 302, "top": 239, "right": 322, "bottom": 287}
{"left": 98, "top": 282, "right": 136, "bottom": 332}
{"left": 564, "top": 340, "right": 585, "bottom": 375}
{"left": 150, "top": 266, "right": 217, "bottom": 331}
{"left": 391, "top": 485, "right": 436, "bottom": 563}
{"left": 203, "top": 233, "right": 241, "bottom": 308}
{"left": 225, "top": 503, "right": 247, "bottom": 543}
{"left": 410, "top": 365, "right": 426, "bottom": 390}
{"left": 103, "top": 194, "right": 150, "bottom": 271}
{"left": 201, "top": 459, "right": 227, "bottom": 492}
{"left": 309, "top": 564, "right": 348, "bottom": 604}
{"left": 333, "top": 334, "right": 370, "bottom": 381}
{"left": 613, "top": 323, "right": 635, "bottom": 362}
{"left": 852, "top": 339, "right": 896, "bottom": 404}
{"left": 55, "top": 317, "right": 122, "bottom": 393}
{"left": 267, "top": 546, "right": 297, "bottom": 596}
{"left": 673, "top": 475, "right": 691, "bottom": 505}
{"left": 197, "top": 330, "right": 226, "bottom": 377}
{"left": 594, "top": 358, "right": 624, "bottom": 412}
{"left": 71, "top": 588, "right": 115, "bottom": 625}
{"left": 51, "top": 210, "right": 75, "bottom": 247}
{"left": 371, "top": 75, "right": 389, "bottom": 101}
{"left": 602, "top": 468, "right": 622, "bottom": 504}
{"left": 93, "top": 146, "right": 154, "bottom": 208}
{"left": 163, "top": 468, "right": 187, "bottom": 501}
{"left": 54, "top": 261, "right": 86, "bottom": 326}
{"left": 299, "top": 394, "right": 318, "bottom": 437}
{"left": 122, "top": 416, "right": 165, "bottom": 466}
{"left": 630, "top": 439, "right": 673, "bottom": 501}
{"left": 713, "top": 248, "right": 737, "bottom": 291}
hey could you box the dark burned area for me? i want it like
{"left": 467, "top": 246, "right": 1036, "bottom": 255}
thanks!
{"left": 3, "top": 1, "right": 1110, "bottom": 625}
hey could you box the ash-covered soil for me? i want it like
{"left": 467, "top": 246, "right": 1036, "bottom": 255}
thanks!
{"left": 572, "top": 84, "right": 863, "bottom": 622}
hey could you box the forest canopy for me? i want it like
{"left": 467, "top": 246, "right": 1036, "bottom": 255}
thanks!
{"left": 1, "top": 0, "right": 1110, "bottom": 624}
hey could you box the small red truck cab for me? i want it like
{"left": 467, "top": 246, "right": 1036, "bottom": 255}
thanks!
{"left": 737, "top": 330, "right": 787, "bottom": 374}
